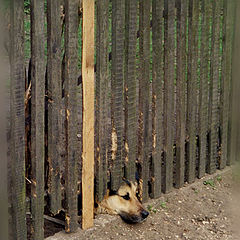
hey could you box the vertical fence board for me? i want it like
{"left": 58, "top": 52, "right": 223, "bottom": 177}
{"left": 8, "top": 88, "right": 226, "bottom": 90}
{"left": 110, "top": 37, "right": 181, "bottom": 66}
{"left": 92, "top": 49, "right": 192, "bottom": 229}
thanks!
{"left": 175, "top": 0, "right": 187, "bottom": 188}
{"left": 82, "top": 0, "right": 95, "bottom": 230}
{"left": 124, "top": 0, "right": 138, "bottom": 182}
{"left": 0, "top": 114, "right": 8, "bottom": 237}
{"left": 95, "top": 0, "right": 109, "bottom": 202}
{"left": 208, "top": 0, "right": 221, "bottom": 174}
{"left": 226, "top": 0, "right": 235, "bottom": 166}
{"left": 151, "top": 0, "right": 164, "bottom": 198}
{"left": 199, "top": 0, "right": 211, "bottom": 178}
{"left": 229, "top": 0, "right": 238, "bottom": 164}
{"left": 46, "top": 0, "right": 62, "bottom": 215}
{"left": 30, "top": 0, "right": 45, "bottom": 239}
{"left": 186, "top": 0, "right": 199, "bottom": 183}
{"left": 138, "top": 0, "right": 151, "bottom": 201}
{"left": 0, "top": 43, "right": 8, "bottom": 240}
{"left": 64, "top": 0, "right": 79, "bottom": 232}
{"left": 9, "top": 0, "right": 27, "bottom": 239}
{"left": 111, "top": 0, "right": 125, "bottom": 191}
{"left": 219, "top": 0, "right": 228, "bottom": 169}
{"left": 163, "top": 0, "right": 175, "bottom": 193}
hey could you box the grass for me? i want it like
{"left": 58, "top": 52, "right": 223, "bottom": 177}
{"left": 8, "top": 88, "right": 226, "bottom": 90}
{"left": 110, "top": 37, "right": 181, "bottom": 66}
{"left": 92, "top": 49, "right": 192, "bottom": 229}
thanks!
{"left": 147, "top": 204, "right": 157, "bottom": 213}
{"left": 203, "top": 179, "right": 215, "bottom": 188}
{"left": 159, "top": 201, "right": 167, "bottom": 209}
{"left": 194, "top": 189, "right": 199, "bottom": 194}
{"left": 216, "top": 175, "right": 222, "bottom": 182}
{"left": 147, "top": 201, "right": 167, "bottom": 213}
{"left": 203, "top": 175, "right": 223, "bottom": 188}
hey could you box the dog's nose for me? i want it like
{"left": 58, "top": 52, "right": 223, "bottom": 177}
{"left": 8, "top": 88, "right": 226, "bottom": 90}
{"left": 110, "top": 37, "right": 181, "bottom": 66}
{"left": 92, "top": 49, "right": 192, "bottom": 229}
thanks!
{"left": 141, "top": 210, "right": 149, "bottom": 219}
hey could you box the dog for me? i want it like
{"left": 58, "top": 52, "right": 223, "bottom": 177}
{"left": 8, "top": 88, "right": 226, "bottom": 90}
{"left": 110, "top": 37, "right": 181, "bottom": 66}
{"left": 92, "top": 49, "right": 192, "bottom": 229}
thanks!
{"left": 95, "top": 179, "right": 149, "bottom": 223}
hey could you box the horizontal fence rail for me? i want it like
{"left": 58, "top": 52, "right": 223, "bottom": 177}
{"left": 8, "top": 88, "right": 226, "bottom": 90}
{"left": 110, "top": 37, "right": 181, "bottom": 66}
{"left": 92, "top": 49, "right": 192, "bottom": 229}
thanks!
{"left": 7, "top": 0, "right": 237, "bottom": 238}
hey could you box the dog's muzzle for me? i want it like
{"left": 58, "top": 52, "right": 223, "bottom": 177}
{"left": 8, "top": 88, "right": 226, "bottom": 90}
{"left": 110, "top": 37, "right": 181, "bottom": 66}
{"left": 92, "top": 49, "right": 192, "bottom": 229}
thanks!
{"left": 141, "top": 210, "right": 149, "bottom": 219}
{"left": 120, "top": 209, "right": 149, "bottom": 224}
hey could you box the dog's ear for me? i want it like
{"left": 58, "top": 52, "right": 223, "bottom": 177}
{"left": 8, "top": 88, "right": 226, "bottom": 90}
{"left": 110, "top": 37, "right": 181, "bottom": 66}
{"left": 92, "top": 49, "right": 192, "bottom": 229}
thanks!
{"left": 135, "top": 171, "right": 140, "bottom": 183}
{"left": 109, "top": 189, "right": 118, "bottom": 196}
{"left": 131, "top": 181, "right": 138, "bottom": 193}
{"left": 122, "top": 177, "right": 131, "bottom": 187}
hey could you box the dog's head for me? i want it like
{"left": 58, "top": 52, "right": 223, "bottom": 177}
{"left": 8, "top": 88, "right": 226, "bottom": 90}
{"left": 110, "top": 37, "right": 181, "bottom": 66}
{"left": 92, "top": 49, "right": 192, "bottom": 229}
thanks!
{"left": 96, "top": 179, "right": 149, "bottom": 223}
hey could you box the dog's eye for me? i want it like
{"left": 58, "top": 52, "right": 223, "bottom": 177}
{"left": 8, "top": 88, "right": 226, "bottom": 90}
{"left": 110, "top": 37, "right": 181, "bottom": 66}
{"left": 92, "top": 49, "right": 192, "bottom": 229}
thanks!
{"left": 122, "top": 193, "right": 130, "bottom": 200}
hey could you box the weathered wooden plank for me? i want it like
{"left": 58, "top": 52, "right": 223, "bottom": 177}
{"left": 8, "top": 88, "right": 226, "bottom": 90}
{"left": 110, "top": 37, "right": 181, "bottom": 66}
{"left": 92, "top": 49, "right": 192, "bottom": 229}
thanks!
{"left": 226, "top": 0, "right": 236, "bottom": 166}
{"left": 111, "top": 0, "right": 125, "bottom": 191}
{"left": 229, "top": 0, "right": 239, "bottom": 164}
{"left": 9, "top": 0, "right": 27, "bottom": 239}
{"left": 47, "top": 0, "right": 62, "bottom": 215}
{"left": 124, "top": 0, "right": 137, "bottom": 182}
{"left": 175, "top": 0, "right": 187, "bottom": 188}
{"left": 186, "top": 0, "right": 199, "bottom": 183}
{"left": 0, "top": 127, "right": 8, "bottom": 238}
{"left": 82, "top": 0, "right": 95, "bottom": 230}
{"left": 64, "top": 0, "right": 79, "bottom": 232}
{"left": 208, "top": 0, "right": 221, "bottom": 174}
{"left": 30, "top": 0, "right": 45, "bottom": 239}
{"left": 95, "top": 0, "right": 109, "bottom": 202}
{"left": 198, "top": 0, "right": 212, "bottom": 178}
{"left": 138, "top": 0, "right": 151, "bottom": 201}
{"left": 0, "top": 19, "right": 9, "bottom": 240}
{"left": 151, "top": 0, "right": 164, "bottom": 198}
{"left": 219, "top": 0, "right": 228, "bottom": 169}
{"left": 163, "top": 0, "right": 175, "bottom": 193}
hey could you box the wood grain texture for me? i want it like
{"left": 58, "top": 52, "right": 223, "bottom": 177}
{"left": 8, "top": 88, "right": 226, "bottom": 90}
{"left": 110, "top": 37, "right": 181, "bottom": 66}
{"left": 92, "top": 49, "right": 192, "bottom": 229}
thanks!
{"left": 208, "top": 0, "right": 221, "bottom": 174}
{"left": 175, "top": 0, "right": 187, "bottom": 188}
{"left": 9, "top": 0, "right": 27, "bottom": 239}
{"left": 219, "top": 0, "right": 227, "bottom": 170}
{"left": 229, "top": 0, "right": 239, "bottom": 165}
{"left": 82, "top": 0, "right": 95, "bottom": 230}
{"left": 138, "top": 0, "right": 151, "bottom": 202}
{"left": 46, "top": 0, "right": 62, "bottom": 214}
{"left": 64, "top": 0, "right": 79, "bottom": 232}
{"left": 30, "top": 0, "right": 45, "bottom": 239}
{"left": 198, "top": 0, "right": 212, "bottom": 178}
{"left": 186, "top": 0, "right": 199, "bottom": 183}
{"left": 151, "top": 0, "right": 164, "bottom": 198}
{"left": 124, "top": 0, "right": 138, "bottom": 183}
{"left": 226, "top": 0, "right": 236, "bottom": 166}
{"left": 111, "top": 0, "right": 125, "bottom": 191}
{"left": 163, "top": 0, "right": 175, "bottom": 193}
{"left": 0, "top": 38, "right": 8, "bottom": 240}
{"left": 95, "top": 0, "right": 109, "bottom": 202}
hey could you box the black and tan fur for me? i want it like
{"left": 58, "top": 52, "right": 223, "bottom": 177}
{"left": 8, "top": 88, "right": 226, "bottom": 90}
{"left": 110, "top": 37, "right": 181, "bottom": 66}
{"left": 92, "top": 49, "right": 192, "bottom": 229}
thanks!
{"left": 95, "top": 180, "right": 149, "bottom": 223}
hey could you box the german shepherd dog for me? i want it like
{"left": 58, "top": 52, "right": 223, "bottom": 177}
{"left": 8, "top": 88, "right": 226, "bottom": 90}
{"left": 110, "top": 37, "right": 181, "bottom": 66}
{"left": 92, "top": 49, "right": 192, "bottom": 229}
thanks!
{"left": 95, "top": 179, "right": 149, "bottom": 223}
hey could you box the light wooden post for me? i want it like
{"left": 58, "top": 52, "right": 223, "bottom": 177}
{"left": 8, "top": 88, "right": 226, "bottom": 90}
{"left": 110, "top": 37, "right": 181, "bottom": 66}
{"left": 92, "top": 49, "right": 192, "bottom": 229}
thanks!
{"left": 82, "top": 0, "right": 95, "bottom": 230}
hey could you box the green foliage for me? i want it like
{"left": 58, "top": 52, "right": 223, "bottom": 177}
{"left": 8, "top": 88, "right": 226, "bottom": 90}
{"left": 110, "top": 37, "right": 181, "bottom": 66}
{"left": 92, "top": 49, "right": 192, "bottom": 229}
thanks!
{"left": 194, "top": 189, "right": 199, "bottom": 194}
{"left": 160, "top": 201, "right": 167, "bottom": 209}
{"left": 203, "top": 179, "right": 215, "bottom": 188}
{"left": 216, "top": 175, "right": 222, "bottom": 182}
{"left": 24, "top": 16, "right": 31, "bottom": 60}
{"left": 147, "top": 204, "right": 153, "bottom": 211}
{"left": 24, "top": 0, "right": 30, "bottom": 15}
{"left": 147, "top": 204, "right": 157, "bottom": 213}
{"left": 24, "top": 0, "right": 48, "bottom": 15}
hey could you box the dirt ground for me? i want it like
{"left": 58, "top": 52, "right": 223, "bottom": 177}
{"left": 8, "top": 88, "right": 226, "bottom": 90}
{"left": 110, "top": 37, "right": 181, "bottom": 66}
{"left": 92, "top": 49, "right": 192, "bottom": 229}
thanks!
{"left": 46, "top": 167, "right": 240, "bottom": 240}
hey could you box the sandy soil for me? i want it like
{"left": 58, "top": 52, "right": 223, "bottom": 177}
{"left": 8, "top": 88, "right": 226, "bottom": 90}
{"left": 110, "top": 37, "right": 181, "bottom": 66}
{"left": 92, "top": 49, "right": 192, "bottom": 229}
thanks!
{"left": 45, "top": 167, "right": 240, "bottom": 240}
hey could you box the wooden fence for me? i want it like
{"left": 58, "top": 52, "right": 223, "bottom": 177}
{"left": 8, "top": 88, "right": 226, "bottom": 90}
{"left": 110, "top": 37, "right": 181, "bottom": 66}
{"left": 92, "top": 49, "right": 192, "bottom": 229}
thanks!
{"left": 8, "top": 0, "right": 237, "bottom": 239}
